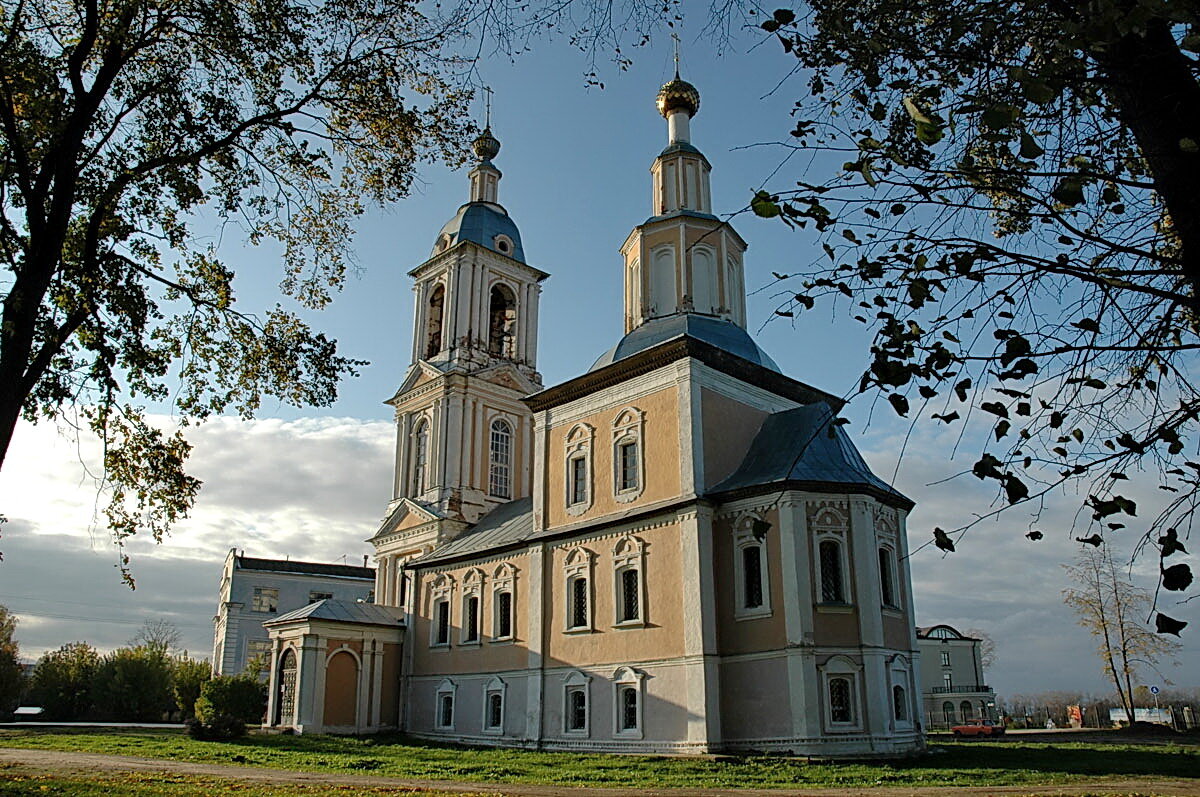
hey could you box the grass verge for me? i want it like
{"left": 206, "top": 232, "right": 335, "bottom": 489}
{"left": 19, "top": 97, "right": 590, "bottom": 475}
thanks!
{"left": 0, "top": 728, "right": 1196, "bottom": 790}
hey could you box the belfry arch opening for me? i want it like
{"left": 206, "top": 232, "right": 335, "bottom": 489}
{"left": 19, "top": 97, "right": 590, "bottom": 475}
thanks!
{"left": 488, "top": 284, "right": 517, "bottom": 359}
{"left": 426, "top": 285, "right": 445, "bottom": 359}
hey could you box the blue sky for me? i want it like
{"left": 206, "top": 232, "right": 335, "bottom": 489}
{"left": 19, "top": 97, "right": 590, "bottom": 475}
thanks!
{"left": 0, "top": 20, "right": 1195, "bottom": 702}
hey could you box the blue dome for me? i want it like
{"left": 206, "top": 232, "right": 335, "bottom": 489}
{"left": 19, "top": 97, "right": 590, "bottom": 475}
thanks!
{"left": 589, "top": 314, "right": 780, "bottom": 373}
{"left": 434, "top": 202, "right": 525, "bottom": 262}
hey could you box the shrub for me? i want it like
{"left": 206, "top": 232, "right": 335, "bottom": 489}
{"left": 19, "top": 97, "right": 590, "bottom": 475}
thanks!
{"left": 32, "top": 642, "right": 100, "bottom": 720}
{"left": 186, "top": 714, "right": 246, "bottom": 741}
{"left": 194, "top": 674, "right": 266, "bottom": 724}
{"left": 171, "top": 656, "right": 212, "bottom": 721}
{"left": 92, "top": 645, "right": 173, "bottom": 721}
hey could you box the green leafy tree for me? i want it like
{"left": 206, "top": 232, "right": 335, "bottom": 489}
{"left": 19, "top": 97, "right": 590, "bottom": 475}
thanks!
{"left": 92, "top": 644, "right": 173, "bottom": 721}
{"left": 194, "top": 673, "right": 266, "bottom": 724}
{"left": 0, "top": 606, "right": 22, "bottom": 716}
{"left": 31, "top": 641, "right": 99, "bottom": 720}
{"left": 748, "top": 0, "right": 1199, "bottom": 629}
{"left": 0, "top": 0, "right": 474, "bottom": 578}
{"left": 171, "top": 655, "right": 211, "bottom": 721}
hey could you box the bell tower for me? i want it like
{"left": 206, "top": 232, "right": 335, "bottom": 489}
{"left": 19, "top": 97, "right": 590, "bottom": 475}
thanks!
{"left": 620, "top": 68, "right": 748, "bottom": 332}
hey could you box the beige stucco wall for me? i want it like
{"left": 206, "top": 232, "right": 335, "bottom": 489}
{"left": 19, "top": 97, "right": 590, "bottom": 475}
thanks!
{"left": 545, "top": 385, "right": 682, "bottom": 529}
{"left": 545, "top": 521, "right": 686, "bottom": 668}
{"left": 711, "top": 509, "right": 787, "bottom": 656}
{"left": 411, "top": 552, "right": 532, "bottom": 677}
{"left": 700, "top": 388, "right": 768, "bottom": 488}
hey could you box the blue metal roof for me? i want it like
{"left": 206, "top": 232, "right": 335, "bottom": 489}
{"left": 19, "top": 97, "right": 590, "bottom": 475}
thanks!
{"left": 709, "top": 403, "right": 910, "bottom": 503}
{"left": 414, "top": 497, "right": 534, "bottom": 566}
{"left": 434, "top": 202, "right": 525, "bottom": 262}
{"left": 265, "top": 599, "right": 404, "bottom": 627}
{"left": 590, "top": 314, "right": 781, "bottom": 373}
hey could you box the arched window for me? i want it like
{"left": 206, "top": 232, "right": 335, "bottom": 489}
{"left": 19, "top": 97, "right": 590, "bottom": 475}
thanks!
{"left": 435, "top": 679, "right": 456, "bottom": 730}
{"left": 819, "top": 539, "right": 845, "bottom": 603}
{"left": 961, "top": 700, "right": 973, "bottom": 722}
{"left": 829, "top": 677, "right": 853, "bottom": 723}
{"left": 488, "top": 284, "right": 517, "bottom": 358}
{"left": 488, "top": 692, "right": 503, "bottom": 728}
{"left": 942, "top": 701, "right": 956, "bottom": 724}
{"left": 690, "top": 246, "right": 717, "bottom": 315}
{"left": 734, "top": 515, "right": 771, "bottom": 618}
{"left": 425, "top": 284, "right": 445, "bottom": 359}
{"left": 742, "top": 545, "right": 763, "bottom": 608}
{"left": 893, "top": 685, "right": 908, "bottom": 721}
{"left": 879, "top": 546, "right": 897, "bottom": 608}
{"left": 569, "top": 688, "right": 588, "bottom": 730}
{"left": 620, "top": 686, "right": 639, "bottom": 731}
{"left": 489, "top": 419, "right": 512, "bottom": 499}
{"left": 411, "top": 420, "right": 429, "bottom": 495}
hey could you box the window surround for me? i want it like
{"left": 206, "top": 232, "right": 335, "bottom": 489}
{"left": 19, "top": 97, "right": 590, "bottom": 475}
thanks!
{"left": 428, "top": 574, "right": 454, "bottom": 649}
{"left": 563, "top": 547, "right": 594, "bottom": 633}
{"left": 482, "top": 675, "right": 506, "bottom": 735}
{"left": 611, "top": 666, "right": 645, "bottom": 739}
{"left": 611, "top": 535, "right": 647, "bottom": 628}
{"left": 491, "top": 563, "right": 516, "bottom": 643}
{"left": 889, "top": 656, "right": 913, "bottom": 729}
{"left": 564, "top": 423, "right": 594, "bottom": 516}
{"left": 460, "top": 568, "right": 484, "bottom": 646}
{"left": 820, "top": 656, "right": 864, "bottom": 733}
{"left": 562, "top": 670, "right": 591, "bottom": 736}
{"left": 434, "top": 678, "right": 456, "bottom": 731}
{"left": 611, "top": 407, "right": 646, "bottom": 503}
{"left": 733, "top": 514, "right": 772, "bottom": 620}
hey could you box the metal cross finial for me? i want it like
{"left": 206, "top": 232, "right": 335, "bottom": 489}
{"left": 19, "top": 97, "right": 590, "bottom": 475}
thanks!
{"left": 671, "top": 33, "right": 680, "bottom": 79}
{"left": 483, "top": 86, "right": 493, "bottom": 129}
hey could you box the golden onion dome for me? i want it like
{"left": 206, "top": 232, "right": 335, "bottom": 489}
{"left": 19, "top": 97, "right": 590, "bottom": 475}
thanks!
{"left": 472, "top": 127, "right": 501, "bottom": 161}
{"left": 656, "top": 76, "right": 700, "bottom": 119}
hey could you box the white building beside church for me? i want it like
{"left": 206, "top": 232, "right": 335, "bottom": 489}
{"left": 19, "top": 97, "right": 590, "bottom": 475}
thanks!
{"left": 264, "top": 75, "right": 924, "bottom": 757}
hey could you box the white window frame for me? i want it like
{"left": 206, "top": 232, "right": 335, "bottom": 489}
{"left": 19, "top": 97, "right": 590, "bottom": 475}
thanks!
{"left": 563, "top": 547, "right": 594, "bottom": 633}
{"left": 491, "top": 563, "right": 516, "bottom": 642}
{"left": 821, "top": 656, "right": 864, "bottom": 733}
{"left": 482, "top": 675, "right": 506, "bottom": 735}
{"left": 878, "top": 544, "right": 900, "bottom": 609}
{"left": 612, "top": 666, "right": 645, "bottom": 739}
{"left": 488, "top": 417, "right": 514, "bottom": 499}
{"left": 562, "top": 670, "right": 591, "bottom": 736}
{"left": 733, "top": 514, "right": 772, "bottom": 620}
{"left": 435, "top": 678, "right": 457, "bottom": 731}
{"left": 611, "top": 535, "right": 647, "bottom": 627}
{"left": 429, "top": 574, "right": 454, "bottom": 648}
{"left": 460, "top": 568, "right": 484, "bottom": 646}
{"left": 564, "top": 423, "right": 594, "bottom": 515}
{"left": 940, "top": 650, "right": 951, "bottom": 667}
{"left": 611, "top": 407, "right": 646, "bottom": 502}
{"left": 816, "top": 533, "right": 850, "bottom": 605}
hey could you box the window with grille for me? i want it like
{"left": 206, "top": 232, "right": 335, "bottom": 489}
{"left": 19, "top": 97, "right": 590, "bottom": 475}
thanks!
{"left": 829, "top": 677, "right": 852, "bottom": 723}
{"left": 439, "top": 694, "right": 454, "bottom": 728}
{"left": 412, "top": 421, "right": 429, "bottom": 494}
{"left": 618, "top": 441, "right": 639, "bottom": 491}
{"left": 893, "top": 685, "right": 907, "bottom": 721}
{"left": 489, "top": 419, "right": 512, "bottom": 499}
{"left": 464, "top": 596, "right": 479, "bottom": 642}
{"left": 435, "top": 600, "right": 449, "bottom": 645}
{"left": 487, "top": 692, "right": 503, "bottom": 729}
{"left": 496, "top": 590, "right": 512, "bottom": 638}
{"left": 620, "top": 686, "right": 639, "bottom": 731}
{"left": 819, "top": 539, "right": 844, "bottom": 603}
{"left": 568, "top": 688, "right": 587, "bottom": 731}
{"left": 742, "top": 545, "right": 763, "bottom": 608}
{"left": 619, "top": 568, "right": 640, "bottom": 622}
{"left": 878, "top": 548, "right": 896, "bottom": 607}
{"left": 252, "top": 587, "right": 279, "bottom": 613}
{"left": 569, "top": 576, "right": 588, "bottom": 629}
{"left": 569, "top": 456, "right": 587, "bottom": 505}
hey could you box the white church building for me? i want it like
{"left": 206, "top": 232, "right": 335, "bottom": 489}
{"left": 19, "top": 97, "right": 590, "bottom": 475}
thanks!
{"left": 263, "top": 74, "right": 924, "bottom": 757}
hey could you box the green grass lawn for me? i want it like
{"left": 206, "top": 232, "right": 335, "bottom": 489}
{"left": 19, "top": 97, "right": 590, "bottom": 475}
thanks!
{"left": 0, "top": 769, "right": 491, "bottom": 796}
{"left": 0, "top": 728, "right": 1196, "bottom": 790}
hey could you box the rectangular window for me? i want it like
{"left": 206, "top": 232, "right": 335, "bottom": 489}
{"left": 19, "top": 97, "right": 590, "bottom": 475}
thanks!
{"left": 829, "top": 677, "right": 853, "bottom": 723}
{"left": 464, "top": 596, "right": 480, "bottom": 642}
{"left": 618, "top": 442, "right": 639, "bottom": 491}
{"left": 819, "top": 540, "right": 844, "bottom": 603}
{"left": 435, "top": 600, "right": 450, "bottom": 645}
{"left": 619, "top": 568, "right": 640, "bottom": 622}
{"left": 308, "top": 591, "right": 333, "bottom": 604}
{"left": 569, "top": 456, "right": 587, "bottom": 505}
{"left": 743, "top": 545, "right": 763, "bottom": 609}
{"left": 943, "top": 672, "right": 953, "bottom": 689}
{"left": 878, "top": 548, "right": 896, "bottom": 607}
{"left": 252, "top": 587, "right": 279, "bottom": 613}
{"left": 398, "top": 575, "right": 408, "bottom": 606}
{"left": 940, "top": 651, "right": 951, "bottom": 667}
{"left": 570, "top": 577, "right": 588, "bottom": 629}
{"left": 496, "top": 591, "right": 512, "bottom": 638}
{"left": 620, "top": 686, "right": 639, "bottom": 731}
{"left": 439, "top": 694, "right": 454, "bottom": 728}
{"left": 567, "top": 688, "right": 587, "bottom": 731}
{"left": 487, "top": 692, "right": 503, "bottom": 729}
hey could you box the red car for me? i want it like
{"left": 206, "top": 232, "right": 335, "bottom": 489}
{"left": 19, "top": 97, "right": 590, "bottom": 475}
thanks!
{"left": 951, "top": 719, "right": 1006, "bottom": 737}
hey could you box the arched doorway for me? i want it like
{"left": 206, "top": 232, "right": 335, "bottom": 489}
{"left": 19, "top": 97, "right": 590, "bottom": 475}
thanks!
{"left": 275, "top": 648, "right": 297, "bottom": 726}
{"left": 323, "top": 650, "right": 359, "bottom": 728}
{"left": 942, "top": 700, "right": 955, "bottom": 725}
{"left": 960, "top": 700, "right": 973, "bottom": 722}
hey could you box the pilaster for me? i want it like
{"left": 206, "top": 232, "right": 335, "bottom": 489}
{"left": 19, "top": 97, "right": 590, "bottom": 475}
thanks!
{"left": 525, "top": 542, "right": 546, "bottom": 744}
{"left": 680, "top": 506, "right": 720, "bottom": 749}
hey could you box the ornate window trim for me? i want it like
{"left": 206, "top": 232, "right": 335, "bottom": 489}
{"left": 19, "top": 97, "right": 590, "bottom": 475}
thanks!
{"left": 563, "top": 547, "right": 594, "bottom": 633}
{"left": 611, "top": 535, "right": 647, "bottom": 628}
{"left": 429, "top": 574, "right": 455, "bottom": 648}
{"left": 564, "top": 423, "right": 594, "bottom": 515}
{"left": 733, "top": 513, "right": 772, "bottom": 620}
{"left": 482, "top": 675, "right": 507, "bottom": 735}
{"left": 491, "top": 563, "right": 516, "bottom": 642}
{"left": 611, "top": 407, "right": 646, "bottom": 502}
{"left": 435, "top": 678, "right": 457, "bottom": 731}
{"left": 612, "top": 666, "right": 645, "bottom": 739}
{"left": 562, "top": 670, "right": 591, "bottom": 736}
{"left": 460, "top": 568, "right": 484, "bottom": 646}
{"left": 820, "top": 656, "right": 863, "bottom": 733}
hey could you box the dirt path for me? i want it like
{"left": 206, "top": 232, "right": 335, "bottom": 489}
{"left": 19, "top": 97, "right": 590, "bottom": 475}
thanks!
{"left": 1, "top": 748, "right": 1198, "bottom": 796}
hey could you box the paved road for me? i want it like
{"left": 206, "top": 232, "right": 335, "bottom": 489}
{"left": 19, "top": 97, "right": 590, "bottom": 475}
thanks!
{"left": 1, "top": 748, "right": 1197, "bottom": 796}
